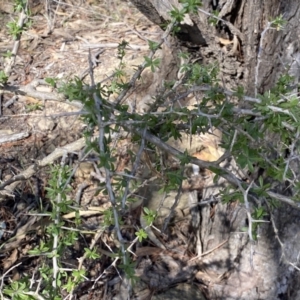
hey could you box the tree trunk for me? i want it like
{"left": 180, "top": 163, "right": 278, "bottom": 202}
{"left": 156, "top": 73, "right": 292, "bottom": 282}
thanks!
{"left": 131, "top": 0, "right": 300, "bottom": 93}
{"left": 130, "top": 1, "right": 300, "bottom": 299}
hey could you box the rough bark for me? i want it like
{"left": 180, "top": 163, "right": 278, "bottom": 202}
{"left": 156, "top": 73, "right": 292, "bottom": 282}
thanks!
{"left": 129, "top": 1, "right": 300, "bottom": 299}
{"left": 131, "top": 0, "right": 300, "bottom": 94}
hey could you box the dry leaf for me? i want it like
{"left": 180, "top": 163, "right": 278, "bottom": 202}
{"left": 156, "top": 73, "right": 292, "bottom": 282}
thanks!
{"left": 136, "top": 246, "right": 164, "bottom": 257}
{"left": 3, "top": 248, "right": 18, "bottom": 270}
{"left": 218, "top": 37, "right": 233, "bottom": 46}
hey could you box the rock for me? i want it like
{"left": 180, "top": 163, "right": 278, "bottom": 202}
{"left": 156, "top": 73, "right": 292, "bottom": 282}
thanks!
{"left": 38, "top": 118, "right": 56, "bottom": 131}
{"left": 145, "top": 188, "right": 191, "bottom": 226}
{"left": 27, "top": 117, "right": 56, "bottom": 132}
{"left": 44, "top": 142, "right": 56, "bottom": 154}
{"left": 75, "top": 162, "right": 94, "bottom": 179}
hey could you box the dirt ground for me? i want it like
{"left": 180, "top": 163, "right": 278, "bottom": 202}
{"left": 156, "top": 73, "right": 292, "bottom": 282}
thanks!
{"left": 0, "top": 0, "right": 211, "bottom": 298}
{"left": 0, "top": 1, "right": 162, "bottom": 299}
{"left": 0, "top": 1, "right": 230, "bottom": 299}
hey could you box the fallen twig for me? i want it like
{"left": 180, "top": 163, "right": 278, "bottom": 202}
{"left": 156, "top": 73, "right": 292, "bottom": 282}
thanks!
{"left": 0, "top": 131, "right": 30, "bottom": 144}
{"left": 80, "top": 42, "right": 148, "bottom": 51}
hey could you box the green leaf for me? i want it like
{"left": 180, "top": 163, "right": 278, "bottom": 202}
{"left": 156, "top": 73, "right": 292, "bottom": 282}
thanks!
{"left": 270, "top": 14, "right": 287, "bottom": 31}
{"left": 179, "top": 0, "right": 202, "bottom": 13}
{"left": 144, "top": 56, "right": 160, "bottom": 72}
{"left": 208, "top": 10, "right": 219, "bottom": 26}
{"left": 169, "top": 6, "right": 185, "bottom": 23}
{"left": 135, "top": 229, "right": 148, "bottom": 242}
{"left": 143, "top": 207, "right": 157, "bottom": 225}
{"left": 0, "top": 70, "right": 8, "bottom": 85}
{"left": 84, "top": 248, "right": 100, "bottom": 259}
{"left": 148, "top": 40, "right": 161, "bottom": 51}
{"left": 259, "top": 176, "right": 264, "bottom": 187}
{"left": 232, "top": 85, "right": 245, "bottom": 100}
{"left": 45, "top": 77, "right": 57, "bottom": 87}
{"left": 179, "top": 150, "right": 191, "bottom": 165}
